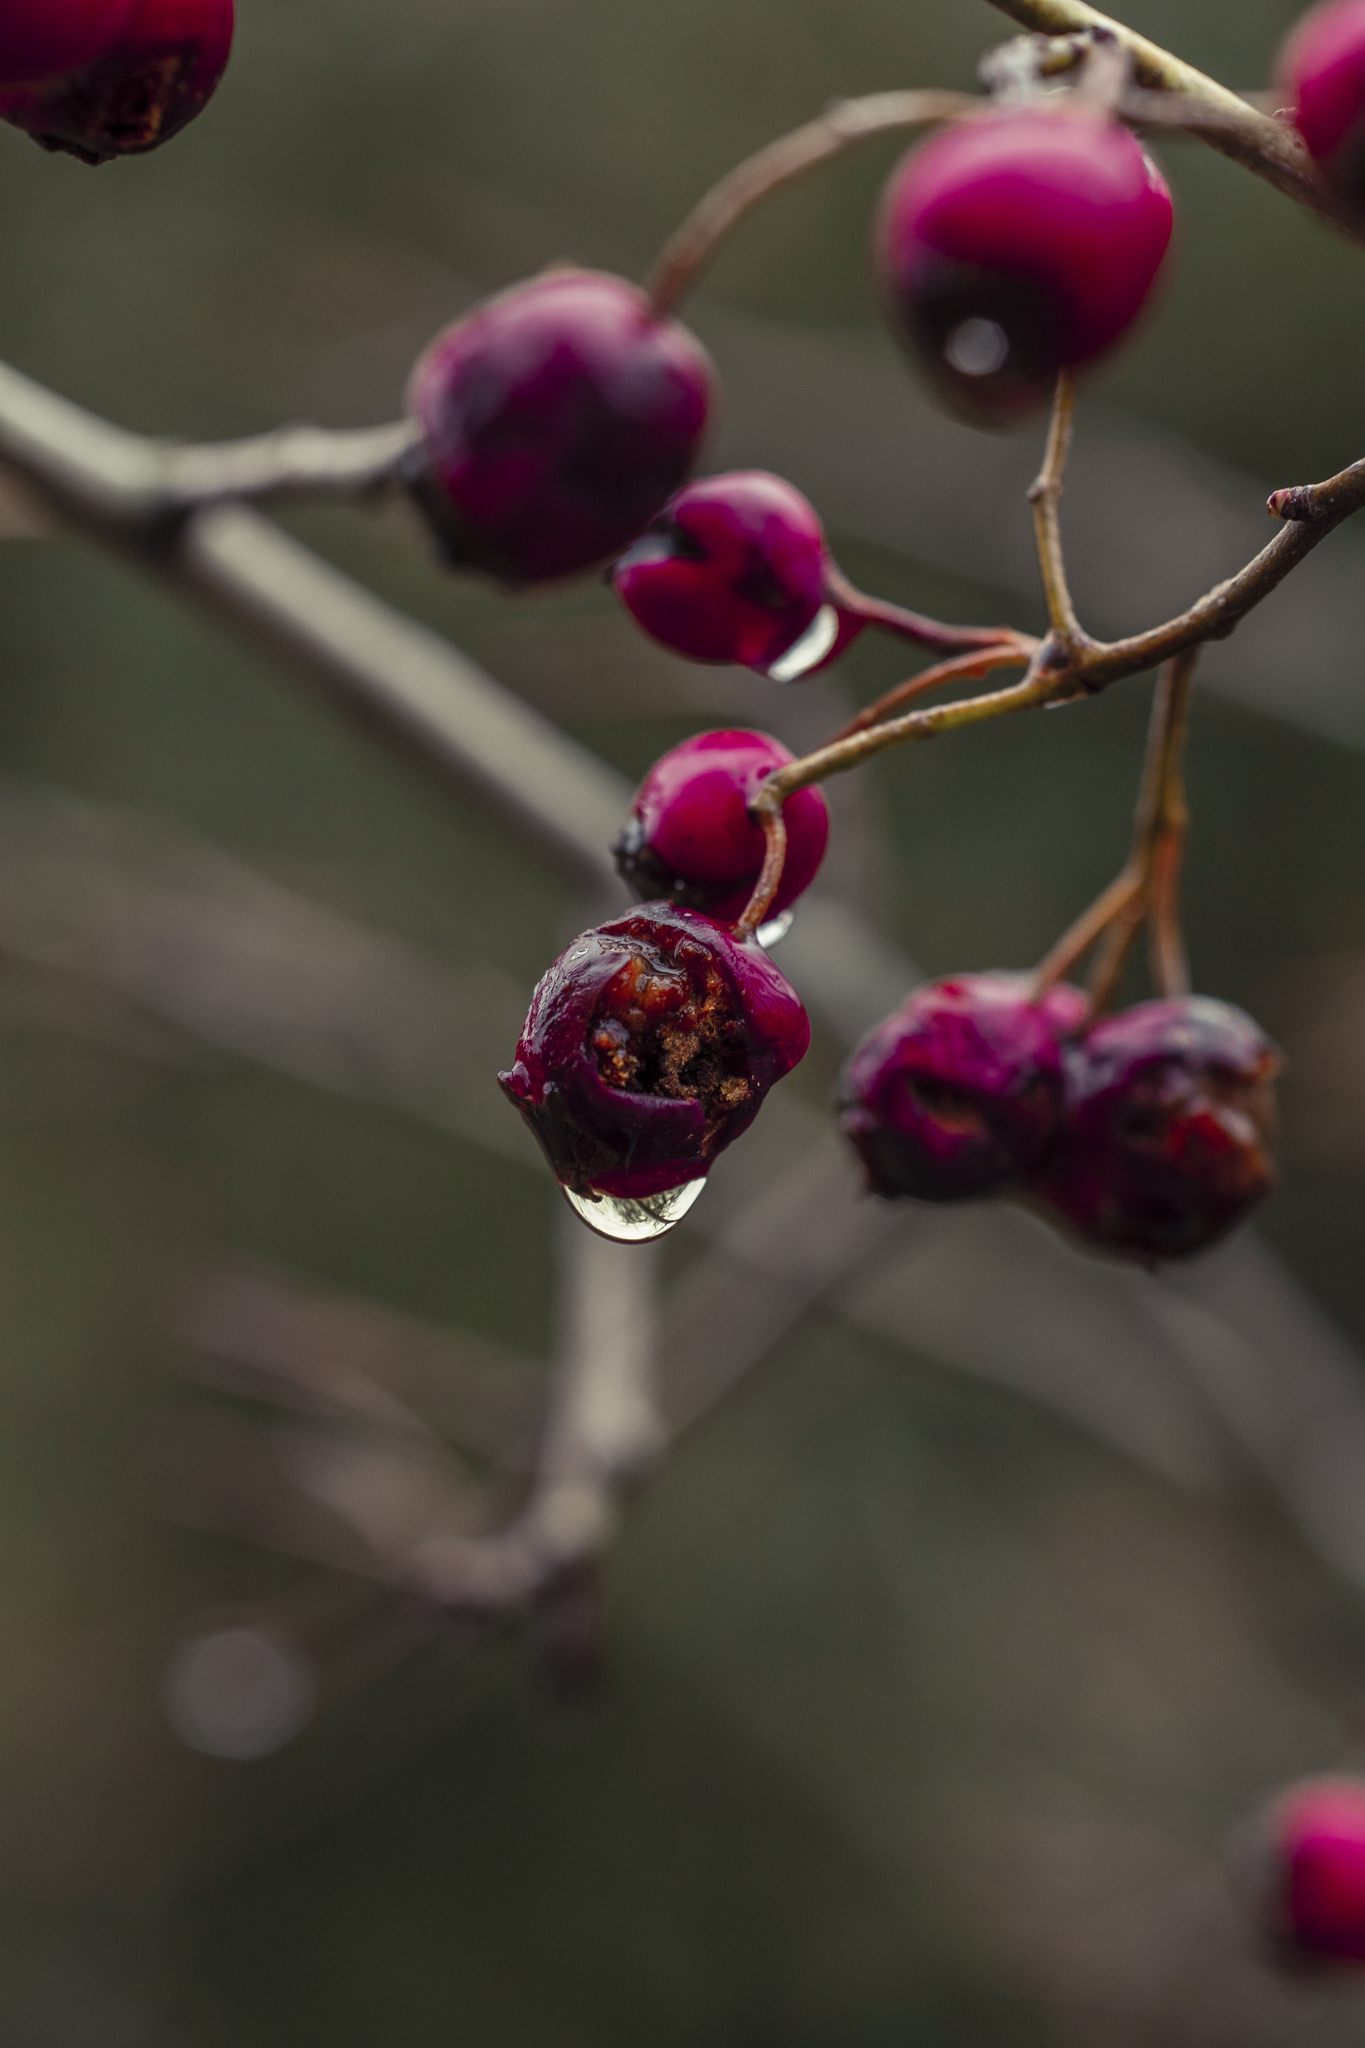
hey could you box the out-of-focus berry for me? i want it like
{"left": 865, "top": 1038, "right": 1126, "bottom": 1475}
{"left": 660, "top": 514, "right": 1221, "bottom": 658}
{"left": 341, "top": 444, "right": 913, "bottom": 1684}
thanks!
{"left": 875, "top": 107, "right": 1173, "bottom": 424}
{"left": 0, "top": 0, "right": 234, "bottom": 162}
{"left": 1237, "top": 1777, "right": 1365, "bottom": 1968}
{"left": 838, "top": 972, "right": 1088, "bottom": 1201}
{"left": 0, "top": 0, "right": 132, "bottom": 87}
{"left": 408, "top": 270, "right": 715, "bottom": 586}
{"left": 1028, "top": 995, "right": 1279, "bottom": 1260}
{"left": 499, "top": 903, "right": 810, "bottom": 1202}
{"left": 1278, "top": 0, "right": 1365, "bottom": 208}
{"left": 613, "top": 730, "right": 830, "bottom": 927}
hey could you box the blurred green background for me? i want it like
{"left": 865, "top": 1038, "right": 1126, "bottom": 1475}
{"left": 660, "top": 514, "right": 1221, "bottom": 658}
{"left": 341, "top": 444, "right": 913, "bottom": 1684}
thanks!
{"left": 5, "top": 2, "right": 1365, "bottom": 2042}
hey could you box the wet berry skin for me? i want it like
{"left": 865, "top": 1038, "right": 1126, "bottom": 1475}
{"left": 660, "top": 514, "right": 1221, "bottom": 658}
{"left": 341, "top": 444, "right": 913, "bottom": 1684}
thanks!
{"left": 612, "top": 471, "right": 830, "bottom": 673}
{"left": 1029, "top": 996, "right": 1279, "bottom": 1261}
{"left": 876, "top": 108, "right": 1173, "bottom": 425}
{"left": 614, "top": 730, "right": 831, "bottom": 927}
{"left": 837, "top": 973, "right": 1089, "bottom": 1202}
{"left": 499, "top": 903, "right": 810, "bottom": 1201}
{"left": 0, "top": 0, "right": 234, "bottom": 162}
{"left": 408, "top": 270, "right": 716, "bottom": 587}
{"left": 1241, "top": 1778, "right": 1365, "bottom": 1967}
{"left": 1279, "top": 0, "right": 1365, "bottom": 208}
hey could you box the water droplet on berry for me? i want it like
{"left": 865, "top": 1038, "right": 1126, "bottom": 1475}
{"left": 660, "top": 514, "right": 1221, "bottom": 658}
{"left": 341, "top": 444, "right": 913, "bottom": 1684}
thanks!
{"left": 561, "top": 1177, "right": 706, "bottom": 1242}
{"left": 766, "top": 603, "right": 840, "bottom": 682}
{"left": 944, "top": 317, "right": 1010, "bottom": 378}
{"left": 755, "top": 909, "right": 795, "bottom": 949}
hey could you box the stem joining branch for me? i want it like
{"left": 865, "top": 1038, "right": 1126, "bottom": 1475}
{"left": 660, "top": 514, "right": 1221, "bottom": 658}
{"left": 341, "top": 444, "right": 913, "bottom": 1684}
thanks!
{"left": 644, "top": 89, "right": 978, "bottom": 315}
{"left": 1028, "top": 369, "right": 1085, "bottom": 647}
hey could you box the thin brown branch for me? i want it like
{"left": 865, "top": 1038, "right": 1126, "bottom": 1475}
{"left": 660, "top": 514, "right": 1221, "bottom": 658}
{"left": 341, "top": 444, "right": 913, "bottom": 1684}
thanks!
{"left": 982, "top": 0, "right": 1365, "bottom": 253}
{"left": 735, "top": 806, "right": 789, "bottom": 937}
{"left": 834, "top": 640, "right": 1037, "bottom": 741}
{"left": 821, "top": 561, "right": 1027, "bottom": 659}
{"left": 1028, "top": 369, "right": 1083, "bottom": 644}
{"left": 644, "top": 89, "right": 978, "bottom": 314}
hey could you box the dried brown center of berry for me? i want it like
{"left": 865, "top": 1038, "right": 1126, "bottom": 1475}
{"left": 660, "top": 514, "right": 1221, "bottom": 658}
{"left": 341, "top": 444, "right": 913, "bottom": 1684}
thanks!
{"left": 591, "top": 949, "right": 753, "bottom": 1136}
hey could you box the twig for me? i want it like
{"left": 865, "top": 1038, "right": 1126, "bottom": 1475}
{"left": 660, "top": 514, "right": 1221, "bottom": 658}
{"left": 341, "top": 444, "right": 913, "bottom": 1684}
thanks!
{"left": 1028, "top": 369, "right": 1083, "bottom": 645}
{"left": 981, "top": 0, "right": 1365, "bottom": 252}
{"left": 735, "top": 806, "right": 789, "bottom": 937}
{"left": 821, "top": 561, "right": 1026, "bottom": 660}
{"left": 833, "top": 641, "right": 1037, "bottom": 741}
{"left": 645, "top": 89, "right": 978, "bottom": 314}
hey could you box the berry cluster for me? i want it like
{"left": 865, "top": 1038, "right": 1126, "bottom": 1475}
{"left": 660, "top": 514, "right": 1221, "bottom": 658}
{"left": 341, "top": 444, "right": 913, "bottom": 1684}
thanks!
{"left": 839, "top": 978, "right": 1279, "bottom": 1261}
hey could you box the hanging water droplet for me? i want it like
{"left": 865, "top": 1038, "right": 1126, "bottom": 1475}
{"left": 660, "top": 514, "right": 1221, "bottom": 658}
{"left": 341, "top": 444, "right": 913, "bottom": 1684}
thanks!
{"left": 766, "top": 603, "right": 840, "bottom": 682}
{"left": 944, "top": 317, "right": 1009, "bottom": 378}
{"left": 562, "top": 1177, "right": 706, "bottom": 1243}
{"left": 755, "top": 909, "right": 794, "bottom": 949}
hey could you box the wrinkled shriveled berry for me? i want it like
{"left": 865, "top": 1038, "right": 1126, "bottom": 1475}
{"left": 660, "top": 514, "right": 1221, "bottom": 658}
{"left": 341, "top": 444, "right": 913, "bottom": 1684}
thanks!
{"left": 875, "top": 107, "right": 1173, "bottom": 424}
{"left": 408, "top": 270, "right": 715, "bottom": 586}
{"left": 614, "top": 730, "right": 830, "bottom": 927}
{"left": 1239, "top": 1778, "right": 1365, "bottom": 1968}
{"left": 499, "top": 903, "right": 810, "bottom": 1201}
{"left": 1279, "top": 0, "right": 1365, "bottom": 208}
{"left": 0, "top": 0, "right": 234, "bottom": 162}
{"left": 1029, "top": 996, "right": 1279, "bottom": 1261}
{"left": 838, "top": 972, "right": 1088, "bottom": 1202}
{"left": 612, "top": 471, "right": 833, "bottom": 674}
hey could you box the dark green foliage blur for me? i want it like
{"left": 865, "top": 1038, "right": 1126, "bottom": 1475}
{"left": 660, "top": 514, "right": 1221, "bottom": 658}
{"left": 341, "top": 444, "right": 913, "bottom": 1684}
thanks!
{"left": 1, "top": 2, "right": 1365, "bottom": 2042}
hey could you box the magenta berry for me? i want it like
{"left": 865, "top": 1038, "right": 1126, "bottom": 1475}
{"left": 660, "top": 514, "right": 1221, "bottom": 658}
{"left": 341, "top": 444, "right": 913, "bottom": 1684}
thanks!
{"left": 876, "top": 107, "right": 1173, "bottom": 424}
{"left": 0, "top": 0, "right": 133, "bottom": 87}
{"left": 614, "top": 730, "right": 830, "bottom": 927}
{"left": 1029, "top": 996, "right": 1279, "bottom": 1261}
{"left": 1239, "top": 1778, "right": 1365, "bottom": 1967}
{"left": 499, "top": 903, "right": 810, "bottom": 1201}
{"left": 612, "top": 471, "right": 834, "bottom": 674}
{"left": 0, "top": 0, "right": 234, "bottom": 162}
{"left": 408, "top": 271, "right": 716, "bottom": 587}
{"left": 837, "top": 973, "right": 1089, "bottom": 1202}
{"left": 1279, "top": 0, "right": 1365, "bottom": 208}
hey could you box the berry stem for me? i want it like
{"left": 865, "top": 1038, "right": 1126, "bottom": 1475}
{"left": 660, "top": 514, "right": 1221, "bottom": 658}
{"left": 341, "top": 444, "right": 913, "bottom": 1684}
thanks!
{"left": 644, "top": 89, "right": 979, "bottom": 316}
{"left": 822, "top": 561, "right": 1030, "bottom": 660}
{"left": 833, "top": 639, "right": 1038, "bottom": 741}
{"left": 1028, "top": 370, "right": 1083, "bottom": 646}
{"left": 734, "top": 807, "right": 789, "bottom": 938}
{"left": 1032, "top": 646, "right": 1198, "bottom": 1011}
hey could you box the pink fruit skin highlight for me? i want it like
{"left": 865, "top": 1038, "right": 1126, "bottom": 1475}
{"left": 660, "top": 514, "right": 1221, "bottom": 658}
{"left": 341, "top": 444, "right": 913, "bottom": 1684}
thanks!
{"left": 409, "top": 270, "right": 715, "bottom": 586}
{"left": 614, "top": 729, "right": 831, "bottom": 926}
{"left": 1279, "top": 0, "right": 1365, "bottom": 204}
{"left": 877, "top": 107, "right": 1173, "bottom": 422}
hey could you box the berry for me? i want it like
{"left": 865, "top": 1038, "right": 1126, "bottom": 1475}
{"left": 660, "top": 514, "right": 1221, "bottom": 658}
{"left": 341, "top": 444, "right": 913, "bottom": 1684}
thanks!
{"left": 1029, "top": 996, "right": 1279, "bottom": 1261}
{"left": 408, "top": 270, "right": 715, "bottom": 586}
{"left": 613, "top": 730, "right": 831, "bottom": 927}
{"left": 611, "top": 471, "right": 833, "bottom": 675}
{"left": 1278, "top": 0, "right": 1365, "bottom": 208}
{"left": 875, "top": 107, "right": 1173, "bottom": 424}
{"left": 837, "top": 973, "right": 1088, "bottom": 1202}
{"left": 499, "top": 903, "right": 810, "bottom": 1202}
{"left": 0, "top": 0, "right": 234, "bottom": 163}
{"left": 0, "top": 0, "right": 132, "bottom": 87}
{"left": 1240, "top": 1778, "right": 1365, "bottom": 1967}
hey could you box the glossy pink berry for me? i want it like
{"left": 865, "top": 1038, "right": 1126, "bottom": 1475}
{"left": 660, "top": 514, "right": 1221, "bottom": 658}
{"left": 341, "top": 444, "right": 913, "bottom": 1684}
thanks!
{"left": 876, "top": 108, "right": 1173, "bottom": 424}
{"left": 1029, "top": 996, "right": 1279, "bottom": 1261}
{"left": 612, "top": 471, "right": 834, "bottom": 676}
{"left": 0, "top": 0, "right": 234, "bottom": 163}
{"left": 613, "top": 730, "right": 831, "bottom": 928}
{"left": 837, "top": 973, "right": 1089, "bottom": 1202}
{"left": 408, "top": 270, "right": 716, "bottom": 587}
{"left": 499, "top": 903, "right": 810, "bottom": 1202}
{"left": 1239, "top": 1778, "right": 1365, "bottom": 1967}
{"left": 1279, "top": 0, "right": 1365, "bottom": 207}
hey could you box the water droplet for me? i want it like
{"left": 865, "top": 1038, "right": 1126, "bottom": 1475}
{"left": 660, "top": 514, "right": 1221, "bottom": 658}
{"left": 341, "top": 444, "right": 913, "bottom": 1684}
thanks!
{"left": 562, "top": 1177, "right": 706, "bottom": 1242}
{"left": 767, "top": 603, "right": 840, "bottom": 682}
{"left": 755, "top": 909, "right": 794, "bottom": 949}
{"left": 944, "top": 317, "right": 1009, "bottom": 378}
